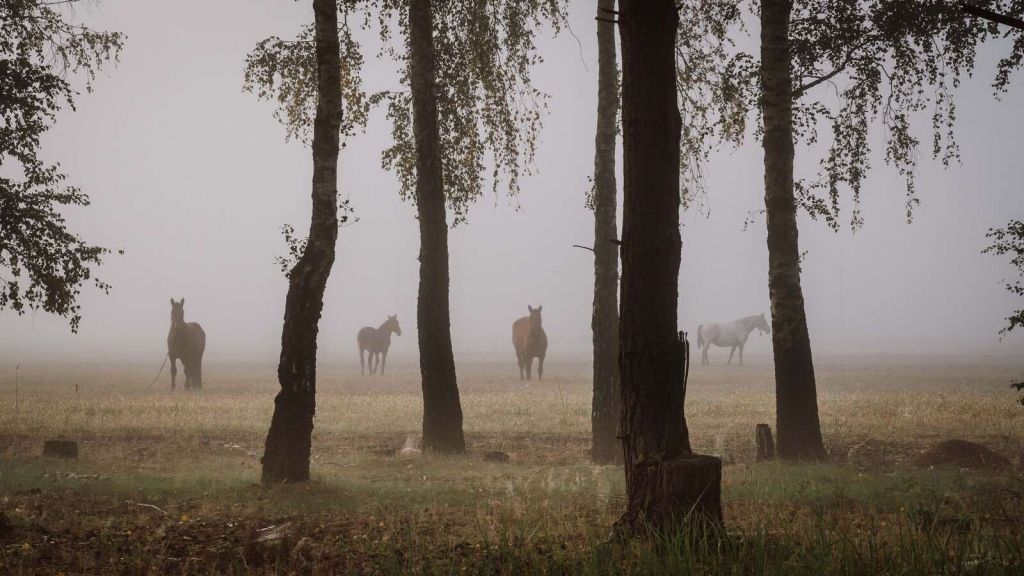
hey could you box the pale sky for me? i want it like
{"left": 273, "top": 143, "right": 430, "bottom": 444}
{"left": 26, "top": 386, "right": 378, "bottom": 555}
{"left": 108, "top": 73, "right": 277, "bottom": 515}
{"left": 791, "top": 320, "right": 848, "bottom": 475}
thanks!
{"left": 2, "top": 0, "right": 1023, "bottom": 364}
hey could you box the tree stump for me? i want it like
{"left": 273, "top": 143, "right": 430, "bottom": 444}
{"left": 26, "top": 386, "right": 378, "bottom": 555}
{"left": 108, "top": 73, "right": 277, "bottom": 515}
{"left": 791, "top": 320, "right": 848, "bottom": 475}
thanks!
{"left": 619, "top": 453, "right": 723, "bottom": 532}
{"left": 483, "top": 451, "right": 510, "bottom": 463}
{"left": 43, "top": 440, "right": 78, "bottom": 459}
{"left": 657, "top": 454, "right": 723, "bottom": 526}
{"left": 756, "top": 424, "right": 776, "bottom": 461}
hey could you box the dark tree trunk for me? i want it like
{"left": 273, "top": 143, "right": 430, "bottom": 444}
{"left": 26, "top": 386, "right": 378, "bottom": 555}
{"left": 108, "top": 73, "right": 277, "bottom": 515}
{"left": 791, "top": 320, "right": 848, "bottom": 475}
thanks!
{"left": 409, "top": 0, "right": 465, "bottom": 454}
{"left": 760, "top": 0, "right": 827, "bottom": 461}
{"left": 591, "top": 0, "right": 622, "bottom": 466}
{"left": 260, "top": 0, "right": 342, "bottom": 483}
{"left": 617, "top": 0, "right": 722, "bottom": 531}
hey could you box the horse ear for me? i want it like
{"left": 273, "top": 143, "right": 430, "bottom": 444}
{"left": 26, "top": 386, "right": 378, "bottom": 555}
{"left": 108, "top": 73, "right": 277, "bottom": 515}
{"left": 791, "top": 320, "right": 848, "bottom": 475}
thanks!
{"left": 528, "top": 305, "right": 534, "bottom": 313}
{"left": 180, "top": 298, "right": 185, "bottom": 306}
{"left": 170, "top": 298, "right": 175, "bottom": 306}
{"left": 537, "top": 305, "right": 542, "bottom": 312}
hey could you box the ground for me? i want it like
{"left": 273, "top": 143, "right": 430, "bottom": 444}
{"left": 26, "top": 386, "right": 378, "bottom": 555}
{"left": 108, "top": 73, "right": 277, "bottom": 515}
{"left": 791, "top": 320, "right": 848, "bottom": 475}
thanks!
{"left": 0, "top": 355, "right": 1022, "bottom": 574}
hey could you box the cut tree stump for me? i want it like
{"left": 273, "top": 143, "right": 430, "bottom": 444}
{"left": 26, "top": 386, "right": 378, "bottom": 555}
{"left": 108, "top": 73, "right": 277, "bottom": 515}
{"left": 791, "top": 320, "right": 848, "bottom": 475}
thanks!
{"left": 43, "top": 440, "right": 78, "bottom": 459}
{"left": 755, "top": 424, "right": 776, "bottom": 461}
{"left": 483, "top": 451, "right": 510, "bottom": 463}
{"left": 650, "top": 453, "right": 723, "bottom": 528}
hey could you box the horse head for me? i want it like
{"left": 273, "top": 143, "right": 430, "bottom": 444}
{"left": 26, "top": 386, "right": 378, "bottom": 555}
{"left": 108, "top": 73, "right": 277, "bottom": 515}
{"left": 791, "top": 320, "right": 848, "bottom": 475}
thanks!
{"left": 386, "top": 314, "right": 401, "bottom": 337}
{"left": 527, "top": 305, "right": 543, "bottom": 336}
{"left": 170, "top": 298, "right": 186, "bottom": 325}
{"left": 756, "top": 312, "right": 771, "bottom": 335}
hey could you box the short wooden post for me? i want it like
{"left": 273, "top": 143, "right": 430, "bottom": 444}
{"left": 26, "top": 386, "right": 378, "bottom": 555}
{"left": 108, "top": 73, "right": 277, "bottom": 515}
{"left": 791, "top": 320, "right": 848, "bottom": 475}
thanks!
{"left": 756, "top": 424, "right": 776, "bottom": 461}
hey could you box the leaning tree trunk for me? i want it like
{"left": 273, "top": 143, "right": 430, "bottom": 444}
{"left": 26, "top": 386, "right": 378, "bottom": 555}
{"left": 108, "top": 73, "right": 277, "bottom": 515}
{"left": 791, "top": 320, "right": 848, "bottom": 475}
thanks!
{"left": 409, "top": 0, "right": 466, "bottom": 454}
{"left": 260, "top": 0, "right": 343, "bottom": 483}
{"left": 617, "top": 0, "right": 722, "bottom": 531}
{"left": 591, "top": 0, "right": 622, "bottom": 466}
{"left": 760, "top": 0, "right": 826, "bottom": 461}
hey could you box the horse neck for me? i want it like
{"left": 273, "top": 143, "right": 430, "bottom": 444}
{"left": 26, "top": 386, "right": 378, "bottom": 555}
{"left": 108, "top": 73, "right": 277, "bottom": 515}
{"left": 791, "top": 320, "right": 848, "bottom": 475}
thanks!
{"left": 739, "top": 316, "right": 759, "bottom": 335}
{"left": 377, "top": 321, "right": 393, "bottom": 335}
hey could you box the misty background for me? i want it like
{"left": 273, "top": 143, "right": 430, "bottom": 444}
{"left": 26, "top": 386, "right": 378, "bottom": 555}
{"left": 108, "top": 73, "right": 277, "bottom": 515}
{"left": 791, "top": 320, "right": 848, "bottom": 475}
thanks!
{"left": 1, "top": 0, "right": 1022, "bottom": 365}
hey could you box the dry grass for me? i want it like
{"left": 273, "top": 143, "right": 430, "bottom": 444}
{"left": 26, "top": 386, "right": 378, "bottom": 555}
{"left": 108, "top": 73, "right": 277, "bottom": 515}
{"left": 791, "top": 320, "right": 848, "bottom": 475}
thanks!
{"left": 2, "top": 355, "right": 1020, "bottom": 462}
{"left": 0, "top": 355, "right": 1022, "bottom": 574}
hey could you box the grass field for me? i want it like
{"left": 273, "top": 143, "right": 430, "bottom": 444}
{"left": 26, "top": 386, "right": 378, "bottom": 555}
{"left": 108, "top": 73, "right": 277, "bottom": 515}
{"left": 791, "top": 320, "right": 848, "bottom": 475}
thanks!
{"left": 1, "top": 355, "right": 1023, "bottom": 574}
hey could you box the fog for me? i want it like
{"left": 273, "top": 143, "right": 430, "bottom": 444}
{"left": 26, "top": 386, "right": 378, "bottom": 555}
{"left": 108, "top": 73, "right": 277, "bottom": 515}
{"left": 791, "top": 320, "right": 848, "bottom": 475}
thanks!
{"left": 2, "top": 0, "right": 1023, "bottom": 364}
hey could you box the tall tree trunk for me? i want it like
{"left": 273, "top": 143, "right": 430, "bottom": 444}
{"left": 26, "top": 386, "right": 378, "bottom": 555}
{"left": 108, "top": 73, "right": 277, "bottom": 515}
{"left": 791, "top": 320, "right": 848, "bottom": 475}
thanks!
{"left": 409, "top": 0, "right": 465, "bottom": 454}
{"left": 760, "top": 0, "right": 826, "bottom": 461}
{"left": 617, "top": 0, "right": 722, "bottom": 531}
{"left": 261, "top": 0, "right": 342, "bottom": 483}
{"left": 591, "top": 0, "right": 622, "bottom": 466}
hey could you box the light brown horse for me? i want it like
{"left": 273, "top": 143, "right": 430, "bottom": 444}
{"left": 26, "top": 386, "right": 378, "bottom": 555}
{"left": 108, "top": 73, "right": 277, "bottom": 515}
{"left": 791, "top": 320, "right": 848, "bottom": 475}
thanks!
{"left": 167, "top": 298, "right": 206, "bottom": 390}
{"left": 358, "top": 315, "right": 401, "bottom": 375}
{"left": 512, "top": 305, "right": 548, "bottom": 380}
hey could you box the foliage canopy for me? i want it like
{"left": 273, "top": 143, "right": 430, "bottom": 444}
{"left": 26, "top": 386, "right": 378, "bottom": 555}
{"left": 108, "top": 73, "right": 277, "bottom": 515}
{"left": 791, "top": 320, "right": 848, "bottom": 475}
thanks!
{"left": 244, "top": 0, "right": 566, "bottom": 226}
{"left": 687, "top": 0, "right": 1023, "bottom": 230}
{"left": 0, "top": 0, "right": 124, "bottom": 331}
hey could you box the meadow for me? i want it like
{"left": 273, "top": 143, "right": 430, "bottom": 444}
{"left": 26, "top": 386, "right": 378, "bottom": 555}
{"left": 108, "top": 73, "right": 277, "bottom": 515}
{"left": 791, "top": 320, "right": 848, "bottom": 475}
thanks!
{"left": 1, "top": 355, "right": 1023, "bottom": 574}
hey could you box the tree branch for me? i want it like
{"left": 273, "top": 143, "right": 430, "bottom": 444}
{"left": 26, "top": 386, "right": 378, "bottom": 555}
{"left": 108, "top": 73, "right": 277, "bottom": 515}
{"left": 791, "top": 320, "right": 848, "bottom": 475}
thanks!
{"left": 962, "top": 4, "right": 1024, "bottom": 31}
{"left": 794, "top": 39, "right": 872, "bottom": 98}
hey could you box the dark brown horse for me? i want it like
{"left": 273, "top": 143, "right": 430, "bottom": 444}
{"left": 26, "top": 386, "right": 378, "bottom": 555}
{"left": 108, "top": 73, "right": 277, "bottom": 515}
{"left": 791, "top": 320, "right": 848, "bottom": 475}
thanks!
{"left": 512, "top": 305, "right": 548, "bottom": 380}
{"left": 358, "top": 315, "right": 401, "bottom": 375}
{"left": 167, "top": 298, "right": 206, "bottom": 390}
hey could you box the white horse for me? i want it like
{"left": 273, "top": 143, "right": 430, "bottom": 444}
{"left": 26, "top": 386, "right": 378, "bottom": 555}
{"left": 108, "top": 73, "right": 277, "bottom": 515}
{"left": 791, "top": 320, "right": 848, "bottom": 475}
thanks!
{"left": 697, "top": 313, "right": 770, "bottom": 366}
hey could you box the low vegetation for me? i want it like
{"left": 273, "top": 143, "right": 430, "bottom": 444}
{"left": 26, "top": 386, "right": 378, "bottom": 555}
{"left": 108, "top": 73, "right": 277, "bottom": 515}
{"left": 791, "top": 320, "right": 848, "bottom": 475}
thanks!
{"left": 1, "top": 357, "right": 1022, "bottom": 574}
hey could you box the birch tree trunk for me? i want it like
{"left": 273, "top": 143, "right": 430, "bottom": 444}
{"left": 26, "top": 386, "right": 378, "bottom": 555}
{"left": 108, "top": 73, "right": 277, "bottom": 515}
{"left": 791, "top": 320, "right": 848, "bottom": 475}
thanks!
{"left": 760, "top": 0, "right": 827, "bottom": 461}
{"left": 617, "top": 0, "right": 722, "bottom": 531}
{"left": 261, "top": 0, "right": 342, "bottom": 483}
{"left": 591, "top": 0, "right": 622, "bottom": 466}
{"left": 409, "top": 0, "right": 466, "bottom": 454}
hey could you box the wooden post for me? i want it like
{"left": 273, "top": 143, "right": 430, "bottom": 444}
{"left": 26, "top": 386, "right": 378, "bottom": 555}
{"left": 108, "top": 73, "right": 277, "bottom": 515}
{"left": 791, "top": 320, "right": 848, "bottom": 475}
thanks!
{"left": 756, "top": 423, "right": 776, "bottom": 461}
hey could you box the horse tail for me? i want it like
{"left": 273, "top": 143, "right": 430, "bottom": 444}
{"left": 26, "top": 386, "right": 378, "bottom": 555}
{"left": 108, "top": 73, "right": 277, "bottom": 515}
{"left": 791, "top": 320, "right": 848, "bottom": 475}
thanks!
{"left": 697, "top": 324, "right": 704, "bottom": 349}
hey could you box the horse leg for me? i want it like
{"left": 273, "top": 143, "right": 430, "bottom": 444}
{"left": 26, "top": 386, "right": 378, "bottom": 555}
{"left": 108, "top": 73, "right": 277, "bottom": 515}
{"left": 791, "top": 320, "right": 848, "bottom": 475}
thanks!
{"left": 381, "top": 350, "right": 388, "bottom": 375}
{"left": 517, "top": 352, "right": 524, "bottom": 380}
{"left": 169, "top": 357, "right": 178, "bottom": 390}
{"left": 727, "top": 346, "right": 736, "bottom": 365}
{"left": 183, "top": 362, "right": 193, "bottom": 390}
{"left": 701, "top": 344, "right": 709, "bottom": 366}
{"left": 360, "top": 347, "right": 365, "bottom": 375}
{"left": 525, "top": 357, "right": 533, "bottom": 381}
{"left": 194, "top": 360, "right": 202, "bottom": 390}
{"left": 738, "top": 343, "right": 745, "bottom": 366}
{"left": 369, "top": 352, "right": 376, "bottom": 375}
{"left": 538, "top": 354, "right": 545, "bottom": 381}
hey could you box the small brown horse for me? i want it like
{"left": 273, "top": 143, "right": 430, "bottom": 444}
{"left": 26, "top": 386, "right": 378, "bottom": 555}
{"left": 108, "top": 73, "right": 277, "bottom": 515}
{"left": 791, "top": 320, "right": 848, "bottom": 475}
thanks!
{"left": 167, "top": 298, "right": 206, "bottom": 390}
{"left": 358, "top": 315, "right": 401, "bottom": 375}
{"left": 512, "top": 305, "right": 548, "bottom": 380}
